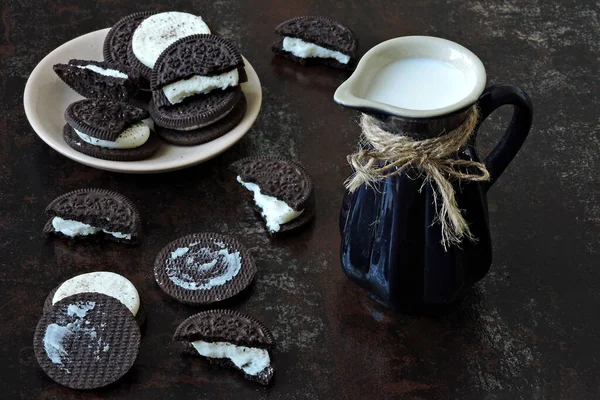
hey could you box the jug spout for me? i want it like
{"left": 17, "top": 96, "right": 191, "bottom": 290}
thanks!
{"left": 333, "top": 36, "right": 487, "bottom": 136}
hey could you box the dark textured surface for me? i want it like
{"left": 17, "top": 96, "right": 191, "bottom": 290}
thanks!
{"left": 1, "top": 0, "right": 599, "bottom": 399}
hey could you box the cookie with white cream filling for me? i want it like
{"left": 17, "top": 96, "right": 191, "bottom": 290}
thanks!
{"left": 43, "top": 188, "right": 142, "bottom": 244}
{"left": 63, "top": 99, "right": 159, "bottom": 161}
{"left": 150, "top": 34, "right": 247, "bottom": 107}
{"left": 53, "top": 59, "right": 135, "bottom": 100}
{"left": 272, "top": 16, "right": 358, "bottom": 69}
{"left": 230, "top": 156, "right": 315, "bottom": 234}
{"left": 173, "top": 310, "right": 274, "bottom": 385}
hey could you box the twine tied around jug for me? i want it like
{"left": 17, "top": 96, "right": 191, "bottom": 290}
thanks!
{"left": 345, "top": 106, "right": 489, "bottom": 250}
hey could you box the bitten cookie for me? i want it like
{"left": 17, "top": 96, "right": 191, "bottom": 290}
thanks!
{"left": 272, "top": 16, "right": 358, "bottom": 69}
{"left": 63, "top": 99, "right": 159, "bottom": 161}
{"left": 173, "top": 310, "right": 275, "bottom": 385}
{"left": 33, "top": 293, "right": 141, "bottom": 390}
{"left": 154, "top": 233, "right": 256, "bottom": 306}
{"left": 128, "top": 12, "right": 211, "bottom": 81}
{"left": 43, "top": 188, "right": 142, "bottom": 244}
{"left": 53, "top": 59, "right": 135, "bottom": 100}
{"left": 43, "top": 271, "right": 146, "bottom": 327}
{"left": 230, "top": 156, "right": 315, "bottom": 233}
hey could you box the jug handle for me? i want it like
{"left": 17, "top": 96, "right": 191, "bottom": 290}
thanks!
{"left": 474, "top": 84, "right": 534, "bottom": 191}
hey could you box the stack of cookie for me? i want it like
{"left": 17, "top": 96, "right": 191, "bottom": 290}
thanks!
{"left": 148, "top": 34, "right": 248, "bottom": 145}
{"left": 53, "top": 11, "right": 249, "bottom": 161}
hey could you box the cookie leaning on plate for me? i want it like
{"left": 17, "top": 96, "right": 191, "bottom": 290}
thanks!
{"left": 272, "top": 16, "right": 358, "bottom": 69}
{"left": 63, "top": 99, "right": 159, "bottom": 161}
{"left": 128, "top": 11, "right": 211, "bottom": 82}
{"left": 43, "top": 188, "right": 142, "bottom": 244}
{"left": 103, "top": 11, "right": 156, "bottom": 89}
{"left": 53, "top": 59, "right": 135, "bottom": 101}
{"left": 230, "top": 156, "right": 315, "bottom": 234}
{"left": 173, "top": 310, "right": 275, "bottom": 385}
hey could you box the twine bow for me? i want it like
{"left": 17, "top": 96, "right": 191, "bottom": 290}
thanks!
{"left": 345, "top": 106, "right": 489, "bottom": 250}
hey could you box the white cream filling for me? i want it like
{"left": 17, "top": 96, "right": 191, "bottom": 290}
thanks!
{"left": 44, "top": 323, "right": 72, "bottom": 365}
{"left": 237, "top": 176, "right": 304, "bottom": 232}
{"left": 132, "top": 12, "right": 211, "bottom": 69}
{"left": 76, "top": 64, "right": 128, "bottom": 79}
{"left": 191, "top": 340, "right": 270, "bottom": 376}
{"left": 74, "top": 121, "right": 150, "bottom": 149}
{"left": 51, "top": 217, "right": 132, "bottom": 241}
{"left": 167, "top": 243, "right": 242, "bottom": 290}
{"left": 162, "top": 69, "right": 240, "bottom": 105}
{"left": 282, "top": 36, "right": 350, "bottom": 64}
{"left": 52, "top": 272, "right": 140, "bottom": 316}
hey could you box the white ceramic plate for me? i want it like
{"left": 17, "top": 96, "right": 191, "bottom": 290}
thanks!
{"left": 23, "top": 28, "right": 262, "bottom": 173}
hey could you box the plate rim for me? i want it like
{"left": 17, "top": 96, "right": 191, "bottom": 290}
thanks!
{"left": 23, "top": 28, "right": 262, "bottom": 174}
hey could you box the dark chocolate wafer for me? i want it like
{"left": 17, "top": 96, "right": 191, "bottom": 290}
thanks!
{"left": 151, "top": 34, "right": 246, "bottom": 90}
{"left": 33, "top": 293, "right": 141, "bottom": 390}
{"left": 44, "top": 188, "right": 142, "bottom": 244}
{"left": 154, "top": 233, "right": 256, "bottom": 306}
{"left": 149, "top": 86, "right": 242, "bottom": 130}
{"left": 103, "top": 11, "right": 156, "bottom": 88}
{"left": 156, "top": 94, "right": 246, "bottom": 146}
{"left": 53, "top": 59, "right": 135, "bottom": 101}
{"left": 174, "top": 309, "right": 274, "bottom": 385}
{"left": 63, "top": 123, "right": 159, "bottom": 162}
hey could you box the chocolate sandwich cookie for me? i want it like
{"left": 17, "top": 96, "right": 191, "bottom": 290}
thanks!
{"left": 53, "top": 59, "right": 135, "bottom": 100}
{"left": 44, "top": 188, "right": 142, "bottom": 244}
{"left": 230, "top": 156, "right": 315, "bottom": 234}
{"left": 156, "top": 93, "right": 247, "bottom": 146}
{"left": 272, "top": 16, "right": 358, "bottom": 69}
{"left": 33, "top": 292, "right": 141, "bottom": 390}
{"left": 154, "top": 233, "right": 256, "bottom": 306}
{"left": 173, "top": 310, "right": 275, "bottom": 385}
{"left": 128, "top": 11, "right": 211, "bottom": 82}
{"left": 63, "top": 99, "right": 159, "bottom": 161}
{"left": 149, "top": 86, "right": 243, "bottom": 131}
{"left": 103, "top": 11, "right": 156, "bottom": 89}
{"left": 43, "top": 271, "right": 146, "bottom": 327}
{"left": 151, "top": 34, "right": 247, "bottom": 107}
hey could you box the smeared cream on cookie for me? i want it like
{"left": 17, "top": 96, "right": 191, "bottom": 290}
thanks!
{"left": 51, "top": 217, "right": 133, "bottom": 242}
{"left": 236, "top": 176, "right": 304, "bottom": 232}
{"left": 282, "top": 37, "right": 350, "bottom": 64}
{"left": 167, "top": 242, "right": 242, "bottom": 290}
{"left": 132, "top": 12, "right": 211, "bottom": 69}
{"left": 52, "top": 272, "right": 140, "bottom": 316}
{"left": 162, "top": 69, "right": 240, "bottom": 105}
{"left": 191, "top": 340, "right": 271, "bottom": 376}
{"left": 76, "top": 64, "right": 128, "bottom": 79}
{"left": 74, "top": 121, "right": 150, "bottom": 149}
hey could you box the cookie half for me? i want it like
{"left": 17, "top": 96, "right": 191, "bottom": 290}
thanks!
{"left": 272, "top": 16, "right": 358, "bottom": 69}
{"left": 33, "top": 293, "right": 141, "bottom": 390}
{"left": 154, "top": 233, "right": 256, "bottom": 306}
{"left": 151, "top": 34, "right": 247, "bottom": 107}
{"left": 44, "top": 188, "right": 142, "bottom": 244}
{"left": 64, "top": 99, "right": 159, "bottom": 161}
{"left": 174, "top": 310, "right": 274, "bottom": 385}
{"left": 230, "top": 157, "right": 315, "bottom": 233}
{"left": 156, "top": 93, "right": 247, "bottom": 146}
{"left": 53, "top": 59, "right": 135, "bottom": 100}
{"left": 42, "top": 271, "right": 146, "bottom": 326}
{"left": 103, "top": 11, "right": 156, "bottom": 89}
{"left": 128, "top": 12, "right": 211, "bottom": 81}
{"left": 149, "top": 86, "right": 242, "bottom": 131}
